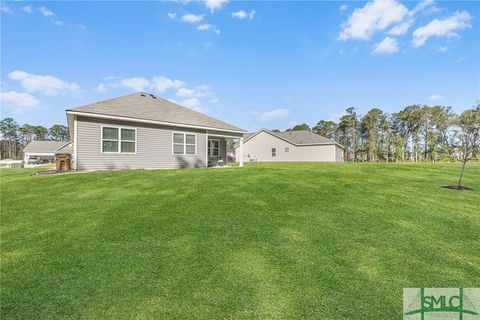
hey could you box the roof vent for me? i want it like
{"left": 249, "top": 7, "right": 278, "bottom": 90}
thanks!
{"left": 149, "top": 94, "right": 157, "bottom": 99}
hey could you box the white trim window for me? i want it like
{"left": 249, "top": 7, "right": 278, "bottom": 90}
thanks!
{"left": 272, "top": 147, "right": 277, "bottom": 157}
{"left": 285, "top": 146, "right": 289, "bottom": 153}
{"left": 173, "top": 132, "right": 196, "bottom": 155}
{"left": 102, "top": 126, "right": 136, "bottom": 153}
{"left": 208, "top": 139, "right": 220, "bottom": 157}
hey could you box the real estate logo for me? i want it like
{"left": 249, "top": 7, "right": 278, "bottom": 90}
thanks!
{"left": 403, "top": 288, "right": 480, "bottom": 320}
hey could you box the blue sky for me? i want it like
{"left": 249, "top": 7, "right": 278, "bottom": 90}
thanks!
{"left": 1, "top": 0, "right": 479, "bottom": 131}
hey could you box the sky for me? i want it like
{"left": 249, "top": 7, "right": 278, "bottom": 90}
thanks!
{"left": 1, "top": 0, "right": 479, "bottom": 132}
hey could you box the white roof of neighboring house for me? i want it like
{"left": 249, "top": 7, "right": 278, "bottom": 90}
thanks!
{"left": 23, "top": 141, "right": 70, "bottom": 154}
{"left": 66, "top": 92, "right": 246, "bottom": 134}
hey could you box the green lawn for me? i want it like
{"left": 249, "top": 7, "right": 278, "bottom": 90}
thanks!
{"left": 1, "top": 163, "right": 479, "bottom": 319}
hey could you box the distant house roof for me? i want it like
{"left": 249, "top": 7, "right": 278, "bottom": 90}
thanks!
{"left": 67, "top": 92, "right": 246, "bottom": 133}
{"left": 273, "top": 130, "right": 335, "bottom": 145}
{"left": 23, "top": 141, "right": 70, "bottom": 153}
{"left": 236, "top": 129, "right": 344, "bottom": 148}
{"left": 56, "top": 142, "right": 73, "bottom": 153}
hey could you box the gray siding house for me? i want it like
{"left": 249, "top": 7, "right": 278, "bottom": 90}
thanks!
{"left": 235, "top": 129, "right": 344, "bottom": 163}
{"left": 66, "top": 93, "right": 246, "bottom": 170}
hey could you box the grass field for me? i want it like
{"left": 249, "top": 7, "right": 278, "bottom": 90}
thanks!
{"left": 1, "top": 163, "right": 479, "bottom": 319}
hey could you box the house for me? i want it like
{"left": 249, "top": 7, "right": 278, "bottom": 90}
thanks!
{"left": 66, "top": 92, "right": 247, "bottom": 170}
{"left": 23, "top": 140, "right": 72, "bottom": 164}
{"left": 235, "top": 129, "right": 344, "bottom": 162}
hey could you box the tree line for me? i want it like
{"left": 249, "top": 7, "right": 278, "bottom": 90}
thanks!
{"left": 278, "top": 104, "right": 480, "bottom": 163}
{"left": 0, "top": 118, "right": 69, "bottom": 160}
{"left": 2, "top": 104, "right": 478, "bottom": 166}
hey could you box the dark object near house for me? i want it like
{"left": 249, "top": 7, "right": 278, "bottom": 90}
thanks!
{"left": 55, "top": 153, "right": 71, "bottom": 172}
{"left": 27, "top": 156, "right": 44, "bottom": 164}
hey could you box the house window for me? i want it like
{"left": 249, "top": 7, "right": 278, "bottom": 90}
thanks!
{"left": 173, "top": 132, "right": 196, "bottom": 155}
{"left": 208, "top": 139, "right": 220, "bottom": 157}
{"left": 272, "top": 148, "right": 276, "bottom": 157}
{"left": 121, "top": 129, "right": 136, "bottom": 153}
{"left": 102, "top": 126, "right": 136, "bottom": 153}
{"left": 285, "top": 147, "right": 289, "bottom": 153}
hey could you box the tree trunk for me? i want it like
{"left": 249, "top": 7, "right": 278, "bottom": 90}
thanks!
{"left": 457, "top": 158, "right": 467, "bottom": 188}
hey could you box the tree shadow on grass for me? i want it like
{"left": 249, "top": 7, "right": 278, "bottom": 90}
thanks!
{"left": 441, "top": 185, "right": 473, "bottom": 191}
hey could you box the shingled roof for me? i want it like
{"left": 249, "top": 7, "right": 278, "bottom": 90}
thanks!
{"left": 239, "top": 129, "right": 343, "bottom": 147}
{"left": 67, "top": 92, "right": 245, "bottom": 133}
{"left": 23, "top": 141, "right": 70, "bottom": 153}
{"left": 273, "top": 130, "right": 335, "bottom": 145}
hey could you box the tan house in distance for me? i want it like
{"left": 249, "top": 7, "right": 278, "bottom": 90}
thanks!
{"left": 235, "top": 129, "right": 344, "bottom": 163}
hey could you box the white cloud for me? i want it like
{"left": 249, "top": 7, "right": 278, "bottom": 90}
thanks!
{"left": 8, "top": 70, "right": 79, "bottom": 96}
{"left": 1, "top": 4, "right": 13, "bottom": 14}
{"left": 54, "top": 20, "right": 64, "bottom": 26}
{"left": 204, "top": 0, "right": 228, "bottom": 12}
{"left": 388, "top": 20, "right": 413, "bottom": 35}
{"left": 22, "top": 6, "right": 33, "bottom": 13}
{"left": 232, "top": 10, "right": 247, "bottom": 19}
{"left": 197, "top": 24, "right": 221, "bottom": 34}
{"left": 422, "top": 5, "right": 441, "bottom": 16}
{"left": 386, "top": 0, "right": 436, "bottom": 37}
{"left": 232, "top": 9, "right": 255, "bottom": 20}
{"left": 181, "top": 13, "right": 204, "bottom": 23}
{"left": 180, "top": 98, "right": 207, "bottom": 113}
{"left": 39, "top": 6, "right": 54, "bottom": 16}
{"left": 176, "top": 87, "right": 196, "bottom": 97}
{"left": 372, "top": 37, "right": 399, "bottom": 54}
{"left": 412, "top": 10, "right": 472, "bottom": 47}
{"left": 105, "top": 75, "right": 217, "bottom": 110}
{"left": 409, "top": 0, "right": 435, "bottom": 17}
{"left": 96, "top": 83, "right": 106, "bottom": 93}
{"left": 438, "top": 46, "right": 448, "bottom": 52}
{"left": 340, "top": 4, "right": 348, "bottom": 11}
{"left": 151, "top": 76, "right": 184, "bottom": 93}
{"left": 167, "top": 12, "right": 177, "bottom": 19}
{"left": 0, "top": 91, "right": 40, "bottom": 109}
{"left": 253, "top": 108, "right": 291, "bottom": 122}
{"left": 120, "top": 77, "right": 150, "bottom": 91}
{"left": 176, "top": 85, "right": 215, "bottom": 99}
{"left": 181, "top": 97, "right": 200, "bottom": 108}
{"left": 339, "top": 0, "right": 408, "bottom": 40}
{"left": 428, "top": 94, "right": 442, "bottom": 100}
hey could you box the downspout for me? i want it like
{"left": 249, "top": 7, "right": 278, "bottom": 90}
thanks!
{"left": 73, "top": 116, "right": 78, "bottom": 170}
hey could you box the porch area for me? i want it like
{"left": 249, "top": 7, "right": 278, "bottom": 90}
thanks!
{"left": 207, "top": 131, "right": 243, "bottom": 167}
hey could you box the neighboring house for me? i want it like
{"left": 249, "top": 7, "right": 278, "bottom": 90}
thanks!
{"left": 23, "top": 141, "right": 72, "bottom": 163}
{"left": 235, "top": 129, "right": 344, "bottom": 162}
{"left": 66, "top": 92, "right": 247, "bottom": 170}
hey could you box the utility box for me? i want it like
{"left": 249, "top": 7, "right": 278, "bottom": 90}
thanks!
{"left": 55, "top": 153, "right": 71, "bottom": 172}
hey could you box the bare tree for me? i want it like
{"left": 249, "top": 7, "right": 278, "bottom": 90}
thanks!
{"left": 456, "top": 105, "right": 480, "bottom": 188}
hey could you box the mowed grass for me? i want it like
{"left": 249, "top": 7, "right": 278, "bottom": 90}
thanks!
{"left": 1, "top": 163, "right": 479, "bottom": 319}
